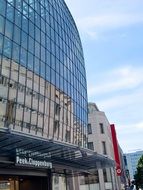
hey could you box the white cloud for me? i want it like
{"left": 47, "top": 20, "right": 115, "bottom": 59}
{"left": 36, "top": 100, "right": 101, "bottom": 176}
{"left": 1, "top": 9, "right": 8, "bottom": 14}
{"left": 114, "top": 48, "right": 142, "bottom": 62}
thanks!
{"left": 115, "top": 122, "right": 143, "bottom": 152}
{"left": 88, "top": 66, "right": 143, "bottom": 97}
{"left": 88, "top": 64, "right": 143, "bottom": 110}
{"left": 97, "top": 89, "right": 143, "bottom": 110}
{"left": 65, "top": 0, "right": 143, "bottom": 39}
{"left": 78, "top": 13, "right": 143, "bottom": 30}
{"left": 77, "top": 13, "right": 143, "bottom": 39}
{"left": 117, "top": 122, "right": 143, "bottom": 131}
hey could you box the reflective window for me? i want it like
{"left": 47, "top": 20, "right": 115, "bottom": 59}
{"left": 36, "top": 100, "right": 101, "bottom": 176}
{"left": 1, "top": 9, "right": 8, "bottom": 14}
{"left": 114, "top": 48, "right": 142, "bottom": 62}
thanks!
{"left": 13, "top": 26, "right": 21, "bottom": 44}
{"left": 21, "top": 31, "right": 28, "bottom": 49}
{"left": 5, "top": 20, "right": 13, "bottom": 39}
{"left": 14, "top": 10, "right": 21, "bottom": 27}
{"left": 34, "top": 57, "right": 40, "bottom": 74}
{"left": 0, "top": 0, "right": 88, "bottom": 147}
{"left": 0, "top": 0, "right": 6, "bottom": 16}
{"left": 12, "top": 43, "right": 20, "bottom": 62}
{"left": 0, "top": 15, "right": 4, "bottom": 34}
{"left": 0, "top": 33, "right": 3, "bottom": 54}
{"left": 20, "top": 48, "right": 27, "bottom": 67}
{"left": 6, "top": 3, "right": 14, "bottom": 22}
{"left": 28, "top": 52, "right": 33, "bottom": 70}
{"left": 3, "top": 37, "right": 12, "bottom": 58}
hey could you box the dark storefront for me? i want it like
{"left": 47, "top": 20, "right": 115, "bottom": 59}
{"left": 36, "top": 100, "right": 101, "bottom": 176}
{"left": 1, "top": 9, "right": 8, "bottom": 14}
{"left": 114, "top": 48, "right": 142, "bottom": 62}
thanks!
{"left": 0, "top": 176, "right": 48, "bottom": 190}
{"left": 0, "top": 129, "right": 114, "bottom": 190}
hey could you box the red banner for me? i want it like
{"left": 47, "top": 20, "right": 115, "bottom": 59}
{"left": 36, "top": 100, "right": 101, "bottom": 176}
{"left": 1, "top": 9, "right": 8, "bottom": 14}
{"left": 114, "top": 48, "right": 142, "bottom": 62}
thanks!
{"left": 110, "top": 124, "right": 122, "bottom": 176}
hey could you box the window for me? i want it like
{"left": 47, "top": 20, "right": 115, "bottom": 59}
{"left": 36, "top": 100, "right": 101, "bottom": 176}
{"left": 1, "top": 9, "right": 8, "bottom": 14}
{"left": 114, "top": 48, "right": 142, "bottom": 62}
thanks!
{"left": 55, "top": 103, "right": 60, "bottom": 116}
{"left": 65, "top": 130, "right": 70, "bottom": 142}
{"left": 87, "top": 142, "right": 94, "bottom": 151}
{"left": 103, "top": 169, "right": 107, "bottom": 182}
{"left": 0, "top": 34, "right": 3, "bottom": 54}
{"left": 54, "top": 120, "right": 59, "bottom": 133}
{"left": 100, "top": 123, "right": 104, "bottom": 134}
{"left": 102, "top": 141, "right": 107, "bottom": 155}
{"left": 5, "top": 20, "right": 13, "bottom": 39}
{"left": 83, "top": 171, "right": 99, "bottom": 184}
{"left": 3, "top": 37, "right": 12, "bottom": 58}
{"left": 14, "top": 26, "right": 21, "bottom": 44}
{"left": 12, "top": 43, "right": 20, "bottom": 62}
{"left": 87, "top": 123, "right": 92, "bottom": 134}
{"left": 0, "top": 0, "right": 6, "bottom": 16}
{"left": 0, "top": 15, "right": 4, "bottom": 34}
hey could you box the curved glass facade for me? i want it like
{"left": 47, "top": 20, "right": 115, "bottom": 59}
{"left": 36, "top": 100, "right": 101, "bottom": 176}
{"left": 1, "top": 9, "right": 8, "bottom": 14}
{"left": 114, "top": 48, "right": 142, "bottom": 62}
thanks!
{"left": 0, "top": 0, "right": 88, "bottom": 147}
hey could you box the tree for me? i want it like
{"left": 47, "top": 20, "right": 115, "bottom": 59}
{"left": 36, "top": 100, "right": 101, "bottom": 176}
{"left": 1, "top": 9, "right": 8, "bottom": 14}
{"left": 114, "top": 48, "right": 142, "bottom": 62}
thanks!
{"left": 134, "top": 155, "right": 143, "bottom": 189}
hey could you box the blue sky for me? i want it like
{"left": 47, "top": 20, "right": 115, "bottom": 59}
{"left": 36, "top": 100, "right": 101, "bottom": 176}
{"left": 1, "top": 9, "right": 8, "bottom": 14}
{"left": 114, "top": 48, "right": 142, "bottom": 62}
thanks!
{"left": 65, "top": 0, "right": 143, "bottom": 153}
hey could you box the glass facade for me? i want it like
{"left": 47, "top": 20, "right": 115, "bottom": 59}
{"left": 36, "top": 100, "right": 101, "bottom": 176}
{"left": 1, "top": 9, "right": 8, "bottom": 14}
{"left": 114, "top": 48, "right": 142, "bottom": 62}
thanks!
{"left": 0, "top": 0, "right": 88, "bottom": 147}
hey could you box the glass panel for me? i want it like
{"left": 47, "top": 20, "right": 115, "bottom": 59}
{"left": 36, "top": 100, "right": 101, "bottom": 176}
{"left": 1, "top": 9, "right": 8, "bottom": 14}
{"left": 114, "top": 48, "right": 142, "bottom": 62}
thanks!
{"left": 22, "top": 16, "right": 28, "bottom": 33}
{"left": 40, "top": 62, "right": 45, "bottom": 78}
{"left": 13, "top": 26, "right": 21, "bottom": 44}
{"left": 12, "top": 43, "right": 20, "bottom": 62}
{"left": 0, "top": 0, "right": 6, "bottom": 16}
{"left": 16, "top": 0, "right": 22, "bottom": 12}
{"left": 5, "top": 20, "right": 13, "bottom": 39}
{"left": 3, "top": 37, "right": 12, "bottom": 58}
{"left": 28, "top": 36, "right": 34, "bottom": 53}
{"left": 21, "top": 31, "right": 28, "bottom": 49}
{"left": 27, "top": 52, "right": 33, "bottom": 70}
{"left": 20, "top": 48, "right": 27, "bottom": 67}
{"left": 6, "top": 3, "right": 14, "bottom": 22}
{"left": 0, "top": 15, "right": 4, "bottom": 34}
{"left": 14, "top": 10, "right": 21, "bottom": 28}
{"left": 7, "top": 0, "right": 14, "bottom": 5}
{"left": 0, "top": 34, "right": 3, "bottom": 54}
{"left": 34, "top": 57, "right": 40, "bottom": 75}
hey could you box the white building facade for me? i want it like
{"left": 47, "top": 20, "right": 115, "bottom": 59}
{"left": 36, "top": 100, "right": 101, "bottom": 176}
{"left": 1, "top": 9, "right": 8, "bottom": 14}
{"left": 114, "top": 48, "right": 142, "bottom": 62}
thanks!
{"left": 83, "top": 103, "right": 120, "bottom": 190}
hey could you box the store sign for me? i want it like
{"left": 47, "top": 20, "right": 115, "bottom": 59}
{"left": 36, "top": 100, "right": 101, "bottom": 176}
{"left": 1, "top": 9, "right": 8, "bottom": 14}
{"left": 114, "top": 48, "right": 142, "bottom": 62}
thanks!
{"left": 15, "top": 149, "right": 52, "bottom": 169}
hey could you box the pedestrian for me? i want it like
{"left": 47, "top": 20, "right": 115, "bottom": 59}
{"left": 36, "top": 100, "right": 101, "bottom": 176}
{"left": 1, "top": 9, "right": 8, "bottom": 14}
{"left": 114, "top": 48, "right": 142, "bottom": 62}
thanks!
{"left": 129, "top": 180, "right": 136, "bottom": 190}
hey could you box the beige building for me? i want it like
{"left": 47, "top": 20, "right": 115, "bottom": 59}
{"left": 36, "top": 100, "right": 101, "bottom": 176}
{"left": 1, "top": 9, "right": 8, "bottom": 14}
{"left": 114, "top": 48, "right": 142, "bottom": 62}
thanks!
{"left": 80, "top": 103, "right": 120, "bottom": 190}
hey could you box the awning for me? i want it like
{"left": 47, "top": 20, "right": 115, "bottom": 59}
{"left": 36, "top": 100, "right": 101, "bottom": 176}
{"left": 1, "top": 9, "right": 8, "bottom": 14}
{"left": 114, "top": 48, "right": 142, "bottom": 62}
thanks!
{"left": 0, "top": 127, "right": 114, "bottom": 174}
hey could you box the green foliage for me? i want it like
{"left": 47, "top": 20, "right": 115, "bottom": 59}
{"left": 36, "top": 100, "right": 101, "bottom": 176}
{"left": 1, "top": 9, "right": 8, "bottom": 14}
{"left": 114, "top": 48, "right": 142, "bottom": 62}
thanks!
{"left": 134, "top": 155, "right": 143, "bottom": 188}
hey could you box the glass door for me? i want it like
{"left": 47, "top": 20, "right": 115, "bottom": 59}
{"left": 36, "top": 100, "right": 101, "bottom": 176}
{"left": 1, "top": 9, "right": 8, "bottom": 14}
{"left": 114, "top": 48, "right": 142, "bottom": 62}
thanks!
{"left": 0, "top": 177, "right": 19, "bottom": 190}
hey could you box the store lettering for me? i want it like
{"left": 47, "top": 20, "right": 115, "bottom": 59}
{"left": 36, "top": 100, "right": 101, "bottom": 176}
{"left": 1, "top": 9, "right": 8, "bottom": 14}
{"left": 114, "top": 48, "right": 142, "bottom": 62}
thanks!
{"left": 16, "top": 156, "right": 52, "bottom": 168}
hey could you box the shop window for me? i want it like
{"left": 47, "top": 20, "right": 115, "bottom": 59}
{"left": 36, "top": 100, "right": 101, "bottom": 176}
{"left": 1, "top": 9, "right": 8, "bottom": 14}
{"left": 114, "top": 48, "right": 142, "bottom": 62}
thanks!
{"left": 83, "top": 171, "right": 99, "bottom": 184}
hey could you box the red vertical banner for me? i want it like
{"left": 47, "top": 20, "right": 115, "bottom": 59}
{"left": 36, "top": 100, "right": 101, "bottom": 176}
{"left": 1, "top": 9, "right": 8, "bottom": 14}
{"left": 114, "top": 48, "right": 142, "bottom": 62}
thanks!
{"left": 110, "top": 124, "right": 122, "bottom": 176}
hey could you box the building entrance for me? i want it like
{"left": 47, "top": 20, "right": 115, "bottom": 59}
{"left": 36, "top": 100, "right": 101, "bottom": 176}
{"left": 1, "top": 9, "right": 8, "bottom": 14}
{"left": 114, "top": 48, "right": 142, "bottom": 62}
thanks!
{"left": 0, "top": 176, "right": 48, "bottom": 190}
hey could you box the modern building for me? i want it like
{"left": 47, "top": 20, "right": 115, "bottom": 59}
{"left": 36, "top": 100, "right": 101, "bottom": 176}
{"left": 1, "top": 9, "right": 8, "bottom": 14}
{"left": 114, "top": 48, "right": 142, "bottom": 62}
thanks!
{"left": 80, "top": 103, "right": 118, "bottom": 190}
{"left": 118, "top": 145, "right": 128, "bottom": 188}
{"left": 0, "top": 1, "right": 113, "bottom": 190}
{"left": 125, "top": 150, "right": 143, "bottom": 180}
